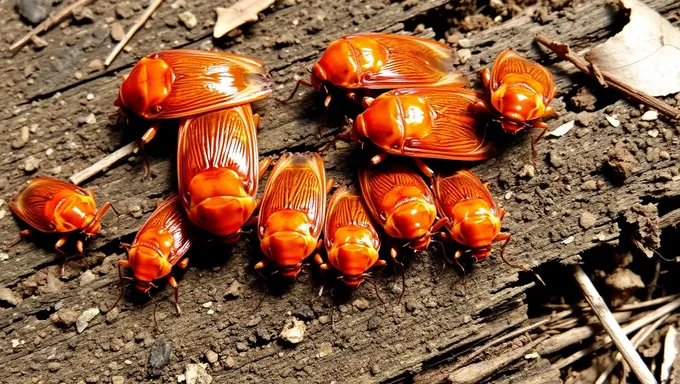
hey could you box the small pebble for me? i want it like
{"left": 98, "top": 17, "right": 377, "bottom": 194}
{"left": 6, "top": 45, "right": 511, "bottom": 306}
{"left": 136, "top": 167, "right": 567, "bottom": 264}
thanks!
{"left": 85, "top": 113, "right": 97, "bottom": 125}
{"left": 317, "top": 342, "right": 332, "bottom": 358}
{"left": 0, "top": 288, "right": 19, "bottom": 307}
{"left": 178, "top": 11, "right": 198, "bottom": 29}
{"left": 640, "top": 110, "right": 658, "bottom": 121}
{"left": 202, "top": 301, "right": 213, "bottom": 308}
{"left": 458, "top": 49, "right": 471, "bottom": 64}
{"left": 74, "top": 71, "right": 83, "bottom": 80}
{"left": 280, "top": 317, "right": 306, "bottom": 344}
{"left": 548, "top": 151, "right": 564, "bottom": 168}
{"left": 86, "top": 93, "right": 94, "bottom": 101}
{"left": 45, "top": 148, "right": 54, "bottom": 157}
{"left": 47, "top": 362, "right": 61, "bottom": 372}
{"left": 205, "top": 350, "right": 219, "bottom": 364}
{"left": 504, "top": 191, "right": 513, "bottom": 200}
{"left": 519, "top": 164, "right": 535, "bottom": 178}
{"left": 111, "top": 376, "right": 125, "bottom": 384}
{"left": 647, "top": 129, "right": 659, "bottom": 138}
{"left": 116, "top": 4, "right": 135, "bottom": 19}
{"left": 72, "top": 6, "right": 94, "bottom": 23}
{"left": 0, "top": 253, "right": 9, "bottom": 261}
{"left": 24, "top": 156, "right": 41, "bottom": 172}
{"left": 88, "top": 59, "right": 104, "bottom": 71}
{"left": 580, "top": 180, "right": 598, "bottom": 191}
{"left": 579, "top": 211, "right": 597, "bottom": 229}
{"left": 106, "top": 307, "right": 120, "bottom": 323}
{"left": 111, "top": 23, "right": 126, "bottom": 42}
{"left": 225, "top": 356, "right": 236, "bottom": 369}
{"left": 605, "top": 115, "right": 620, "bottom": 127}
{"left": 223, "top": 280, "right": 242, "bottom": 299}
{"left": 79, "top": 270, "right": 96, "bottom": 286}
{"left": 353, "top": 298, "right": 369, "bottom": 310}
{"left": 76, "top": 307, "right": 100, "bottom": 333}
{"left": 17, "top": 0, "right": 51, "bottom": 24}
{"left": 185, "top": 363, "right": 212, "bottom": 384}
{"left": 147, "top": 340, "right": 172, "bottom": 378}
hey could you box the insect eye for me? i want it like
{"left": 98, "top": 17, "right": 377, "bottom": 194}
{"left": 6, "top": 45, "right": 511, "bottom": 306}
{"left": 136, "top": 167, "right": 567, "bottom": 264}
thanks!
{"left": 150, "top": 105, "right": 162, "bottom": 114}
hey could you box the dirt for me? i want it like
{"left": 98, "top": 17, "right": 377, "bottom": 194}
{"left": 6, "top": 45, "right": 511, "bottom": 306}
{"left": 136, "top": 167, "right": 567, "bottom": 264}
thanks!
{"left": 0, "top": 0, "right": 679, "bottom": 383}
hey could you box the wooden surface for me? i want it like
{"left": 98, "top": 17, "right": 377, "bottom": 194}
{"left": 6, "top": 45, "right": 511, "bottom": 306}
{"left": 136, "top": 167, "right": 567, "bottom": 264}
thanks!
{"left": 0, "top": 0, "right": 679, "bottom": 383}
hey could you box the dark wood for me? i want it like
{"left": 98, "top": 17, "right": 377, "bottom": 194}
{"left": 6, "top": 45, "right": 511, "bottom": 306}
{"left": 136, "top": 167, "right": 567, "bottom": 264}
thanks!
{"left": 0, "top": 0, "right": 679, "bottom": 383}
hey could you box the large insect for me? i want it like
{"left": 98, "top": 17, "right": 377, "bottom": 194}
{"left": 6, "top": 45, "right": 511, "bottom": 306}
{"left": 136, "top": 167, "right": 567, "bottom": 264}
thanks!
{"left": 115, "top": 50, "right": 272, "bottom": 145}
{"left": 477, "top": 49, "right": 557, "bottom": 156}
{"left": 256, "top": 152, "right": 332, "bottom": 278}
{"left": 318, "top": 186, "right": 385, "bottom": 288}
{"left": 8, "top": 177, "right": 115, "bottom": 273}
{"left": 117, "top": 193, "right": 194, "bottom": 314}
{"left": 177, "top": 105, "right": 271, "bottom": 241}
{"left": 431, "top": 170, "right": 509, "bottom": 266}
{"left": 358, "top": 160, "right": 446, "bottom": 259}
{"left": 350, "top": 88, "right": 494, "bottom": 176}
{"left": 283, "top": 33, "right": 467, "bottom": 107}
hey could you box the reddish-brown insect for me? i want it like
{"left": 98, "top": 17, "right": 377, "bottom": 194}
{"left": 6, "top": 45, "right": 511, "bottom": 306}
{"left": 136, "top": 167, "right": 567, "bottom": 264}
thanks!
{"left": 115, "top": 50, "right": 272, "bottom": 144}
{"left": 432, "top": 170, "right": 509, "bottom": 265}
{"left": 284, "top": 33, "right": 467, "bottom": 106}
{"left": 351, "top": 88, "right": 494, "bottom": 176}
{"left": 359, "top": 161, "right": 446, "bottom": 259}
{"left": 317, "top": 186, "right": 385, "bottom": 287}
{"left": 256, "top": 152, "right": 332, "bottom": 278}
{"left": 118, "top": 193, "right": 194, "bottom": 313}
{"left": 177, "top": 105, "right": 271, "bottom": 241}
{"left": 8, "top": 177, "right": 115, "bottom": 272}
{"left": 478, "top": 49, "right": 558, "bottom": 150}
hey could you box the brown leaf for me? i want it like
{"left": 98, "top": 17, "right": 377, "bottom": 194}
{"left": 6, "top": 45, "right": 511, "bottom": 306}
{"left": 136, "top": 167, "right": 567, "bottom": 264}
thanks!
{"left": 214, "top": 0, "right": 275, "bottom": 39}
{"left": 585, "top": 0, "right": 680, "bottom": 97}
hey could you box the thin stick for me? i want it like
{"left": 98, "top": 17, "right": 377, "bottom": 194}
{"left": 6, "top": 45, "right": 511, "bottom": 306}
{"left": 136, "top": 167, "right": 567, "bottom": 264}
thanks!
{"left": 70, "top": 141, "right": 139, "bottom": 185}
{"left": 544, "top": 294, "right": 680, "bottom": 312}
{"left": 572, "top": 265, "right": 656, "bottom": 384}
{"left": 535, "top": 33, "right": 680, "bottom": 120}
{"left": 661, "top": 326, "right": 678, "bottom": 384}
{"left": 456, "top": 310, "right": 571, "bottom": 368}
{"left": 104, "top": 0, "right": 164, "bottom": 66}
{"left": 595, "top": 314, "right": 670, "bottom": 384}
{"left": 10, "top": 0, "right": 94, "bottom": 51}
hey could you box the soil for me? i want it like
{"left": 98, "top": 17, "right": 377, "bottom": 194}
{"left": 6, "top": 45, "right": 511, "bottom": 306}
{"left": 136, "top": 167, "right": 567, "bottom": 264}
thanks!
{"left": 0, "top": 0, "right": 679, "bottom": 383}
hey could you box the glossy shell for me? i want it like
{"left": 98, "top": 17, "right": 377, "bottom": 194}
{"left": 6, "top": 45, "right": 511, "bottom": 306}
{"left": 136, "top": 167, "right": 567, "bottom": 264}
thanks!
{"left": 432, "top": 170, "right": 504, "bottom": 260}
{"left": 486, "top": 49, "right": 556, "bottom": 127}
{"left": 358, "top": 161, "right": 437, "bottom": 251}
{"left": 127, "top": 193, "right": 194, "bottom": 288}
{"left": 353, "top": 88, "right": 494, "bottom": 161}
{"left": 311, "top": 33, "right": 467, "bottom": 91}
{"left": 9, "top": 177, "right": 98, "bottom": 234}
{"left": 324, "top": 186, "right": 381, "bottom": 285}
{"left": 257, "top": 152, "right": 328, "bottom": 276}
{"left": 177, "top": 105, "right": 260, "bottom": 237}
{"left": 117, "top": 50, "right": 271, "bottom": 119}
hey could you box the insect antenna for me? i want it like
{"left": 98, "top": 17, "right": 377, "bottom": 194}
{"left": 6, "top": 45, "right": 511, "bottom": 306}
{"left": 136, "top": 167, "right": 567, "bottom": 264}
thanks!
{"left": 103, "top": 262, "right": 134, "bottom": 313}
{"left": 365, "top": 276, "right": 384, "bottom": 305}
{"left": 498, "top": 237, "right": 545, "bottom": 286}
{"left": 147, "top": 291, "right": 159, "bottom": 330}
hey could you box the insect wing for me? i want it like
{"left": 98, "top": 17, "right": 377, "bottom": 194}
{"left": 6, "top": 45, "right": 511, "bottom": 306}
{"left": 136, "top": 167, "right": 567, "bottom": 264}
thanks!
{"left": 433, "top": 170, "right": 497, "bottom": 217}
{"left": 153, "top": 50, "right": 272, "bottom": 119}
{"left": 136, "top": 193, "right": 194, "bottom": 264}
{"left": 358, "top": 163, "right": 434, "bottom": 226}
{"left": 490, "top": 49, "right": 555, "bottom": 104}
{"left": 177, "top": 105, "right": 259, "bottom": 207}
{"left": 9, "top": 177, "right": 89, "bottom": 232}
{"left": 394, "top": 88, "right": 495, "bottom": 160}
{"left": 348, "top": 34, "right": 467, "bottom": 89}
{"left": 258, "top": 153, "right": 327, "bottom": 238}
{"left": 324, "top": 186, "right": 380, "bottom": 251}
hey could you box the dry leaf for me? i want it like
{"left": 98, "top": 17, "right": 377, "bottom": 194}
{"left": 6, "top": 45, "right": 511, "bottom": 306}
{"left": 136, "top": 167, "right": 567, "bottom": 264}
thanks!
{"left": 214, "top": 0, "right": 275, "bottom": 39}
{"left": 585, "top": 0, "right": 680, "bottom": 96}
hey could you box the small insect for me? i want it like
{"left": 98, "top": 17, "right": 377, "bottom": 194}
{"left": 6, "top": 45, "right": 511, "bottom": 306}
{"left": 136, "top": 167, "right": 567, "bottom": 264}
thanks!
{"left": 282, "top": 33, "right": 467, "bottom": 107}
{"left": 256, "top": 152, "right": 332, "bottom": 278}
{"left": 478, "top": 49, "right": 558, "bottom": 156}
{"left": 431, "top": 170, "right": 510, "bottom": 265}
{"left": 8, "top": 177, "right": 116, "bottom": 273}
{"left": 115, "top": 49, "right": 272, "bottom": 145}
{"left": 177, "top": 105, "right": 271, "bottom": 241}
{"left": 358, "top": 160, "right": 446, "bottom": 259}
{"left": 350, "top": 88, "right": 494, "bottom": 177}
{"left": 117, "top": 193, "right": 194, "bottom": 314}
{"left": 318, "top": 186, "right": 385, "bottom": 287}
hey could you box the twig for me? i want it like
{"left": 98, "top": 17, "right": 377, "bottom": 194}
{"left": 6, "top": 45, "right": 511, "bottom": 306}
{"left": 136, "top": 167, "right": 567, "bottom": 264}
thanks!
{"left": 447, "top": 336, "right": 549, "bottom": 384}
{"left": 535, "top": 33, "right": 680, "bottom": 120}
{"left": 660, "top": 208, "right": 680, "bottom": 229}
{"left": 537, "top": 312, "right": 633, "bottom": 355}
{"left": 70, "top": 141, "right": 139, "bottom": 185}
{"left": 543, "top": 294, "right": 680, "bottom": 312}
{"left": 572, "top": 265, "right": 656, "bottom": 384}
{"left": 554, "top": 294, "right": 680, "bottom": 370}
{"left": 104, "top": 0, "right": 164, "bottom": 66}
{"left": 10, "top": 0, "right": 94, "bottom": 52}
{"left": 661, "top": 326, "right": 678, "bottom": 384}
{"left": 647, "top": 259, "right": 662, "bottom": 301}
{"left": 455, "top": 310, "right": 571, "bottom": 368}
{"left": 595, "top": 314, "right": 670, "bottom": 384}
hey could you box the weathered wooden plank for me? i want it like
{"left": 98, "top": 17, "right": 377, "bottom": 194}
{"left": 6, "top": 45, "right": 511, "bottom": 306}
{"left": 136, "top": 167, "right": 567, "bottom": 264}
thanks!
{"left": 0, "top": 0, "right": 678, "bottom": 383}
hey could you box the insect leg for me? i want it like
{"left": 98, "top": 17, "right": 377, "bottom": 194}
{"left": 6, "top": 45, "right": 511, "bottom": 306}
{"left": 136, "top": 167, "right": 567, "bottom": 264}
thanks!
{"left": 55, "top": 235, "right": 70, "bottom": 275}
{"left": 139, "top": 122, "right": 160, "bottom": 179}
{"left": 177, "top": 257, "right": 190, "bottom": 269}
{"left": 276, "top": 79, "right": 313, "bottom": 104}
{"left": 479, "top": 68, "right": 491, "bottom": 90}
{"left": 370, "top": 152, "right": 389, "bottom": 166}
{"left": 104, "top": 260, "right": 132, "bottom": 313}
{"left": 6, "top": 229, "right": 31, "bottom": 248}
{"left": 75, "top": 240, "right": 91, "bottom": 269}
{"left": 390, "top": 245, "right": 406, "bottom": 304}
{"left": 453, "top": 249, "right": 466, "bottom": 275}
{"left": 258, "top": 158, "right": 272, "bottom": 179}
{"left": 167, "top": 275, "right": 181, "bottom": 315}
{"left": 413, "top": 158, "right": 434, "bottom": 179}
{"left": 530, "top": 126, "right": 548, "bottom": 167}
{"left": 253, "top": 114, "right": 261, "bottom": 130}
